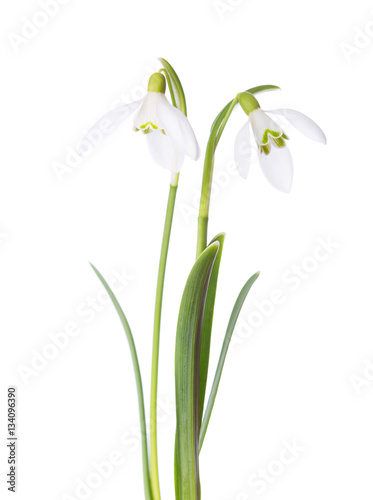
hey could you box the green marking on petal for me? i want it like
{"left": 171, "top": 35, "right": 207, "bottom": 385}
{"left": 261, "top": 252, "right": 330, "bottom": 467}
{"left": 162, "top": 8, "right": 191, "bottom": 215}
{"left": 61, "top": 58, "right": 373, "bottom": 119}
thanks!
{"left": 259, "top": 144, "right": 271, "bottom": 155}
{"left": 258, "top": 131, "right": 289, "bottom": 152}
{"left": 140, "top": 122, "right": 158, "bottom": 133}
{"left": 262, "top": 129, "right": 281, "bottom": 144}
{"left": 273, "top": 136, "right": 286, "bottom": 148}
{"left": 261, "top": 130, "right": 290, "bottom": 149}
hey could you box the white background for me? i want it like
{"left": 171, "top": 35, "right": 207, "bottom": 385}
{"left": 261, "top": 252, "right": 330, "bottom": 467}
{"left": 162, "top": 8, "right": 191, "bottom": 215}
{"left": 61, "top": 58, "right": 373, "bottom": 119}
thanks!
{"left": 1, "top": 0, "right": 373, "bottom": 499}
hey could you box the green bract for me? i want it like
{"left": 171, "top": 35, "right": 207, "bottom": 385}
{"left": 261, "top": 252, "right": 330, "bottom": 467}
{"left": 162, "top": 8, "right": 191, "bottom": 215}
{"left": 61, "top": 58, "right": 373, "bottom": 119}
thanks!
{"left": 159, "top": 57, "right": 187, "bottom": 113}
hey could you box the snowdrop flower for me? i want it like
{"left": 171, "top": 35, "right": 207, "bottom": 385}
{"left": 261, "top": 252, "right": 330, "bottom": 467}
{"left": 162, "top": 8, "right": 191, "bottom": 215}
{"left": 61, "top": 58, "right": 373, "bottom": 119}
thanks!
{"left": 79, "top": 73, "right": 199, "bottom": 173}
{"left": 234, "top": 92, "right": 326, "bottom": 193}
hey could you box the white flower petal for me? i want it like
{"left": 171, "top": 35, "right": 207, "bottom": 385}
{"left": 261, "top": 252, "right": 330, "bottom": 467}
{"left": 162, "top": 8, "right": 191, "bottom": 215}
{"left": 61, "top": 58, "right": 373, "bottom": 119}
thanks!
{"left": 146, "top": 131, "right": 184, "bottom": 173}
{"left": 234, "top": 121, "right": 252, "bottom": 178}
{"left": 250, "top": 108, "right": 283, "bottom": 145}
{"left": 269, "top": 109, "right": 327, "bottom": 144}
{"left": 78, "top": 98, "right": 143, "bottom": 155}
{"left": 133, "top": 92, "right": 162, "bottom": 132}
{"left": 156, "top": 95, "right": 200, "bottom": 160}
{"left": 258, "top": 145, "right": 293, "bottom": 193}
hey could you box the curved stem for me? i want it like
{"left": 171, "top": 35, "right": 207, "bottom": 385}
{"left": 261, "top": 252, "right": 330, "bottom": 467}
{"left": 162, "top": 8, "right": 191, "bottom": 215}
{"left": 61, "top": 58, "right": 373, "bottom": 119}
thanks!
{"left": 196, "top": 85, "right": 281, "bottom": 258}
{"left": 150, "top": 173, "right": 179, "bottom": 500}
{"left": 196, "top": 96, "right": 239, "bottom": 258}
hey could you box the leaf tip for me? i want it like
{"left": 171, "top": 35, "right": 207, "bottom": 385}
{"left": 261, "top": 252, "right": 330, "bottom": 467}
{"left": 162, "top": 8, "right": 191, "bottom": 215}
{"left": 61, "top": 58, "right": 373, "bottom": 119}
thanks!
{"left": 89, "top": 263, "right": 101, "bottom": 278}
{"left": 209, "top": 241, "right": 220, "bottom": 252}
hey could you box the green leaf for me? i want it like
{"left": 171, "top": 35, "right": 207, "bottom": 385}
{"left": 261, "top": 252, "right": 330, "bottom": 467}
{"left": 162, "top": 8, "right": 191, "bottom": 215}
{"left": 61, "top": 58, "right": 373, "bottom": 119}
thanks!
{"left": 199, "top": 271, "right": 260, "bottom": 452}
{"left": 159, "top": 58, "right": 187, "bottom": 114}
{"left": 90, "top": 264, "right": 153, "bottom": 500}
{"left": 175, "top": 242, "right": 220, "bottom": 500}
{"left": 174, "top": 438, "right": 181, "bottom": 500}
{"left": 199, "top": 233, "right": 225, "bottom": 429}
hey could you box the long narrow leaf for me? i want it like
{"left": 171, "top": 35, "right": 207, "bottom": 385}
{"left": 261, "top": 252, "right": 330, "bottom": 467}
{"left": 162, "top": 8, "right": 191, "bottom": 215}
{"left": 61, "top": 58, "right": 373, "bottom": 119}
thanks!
{"left": 90, "top": 264, "right": 153, "bottom": 500}
{"left": 198, "top": 233, "right": 225, "bottom": 429}
{"left": 174, "top": 439, "right": 181, "bottom": 500}
{"left": 175, "top": 242, "right": 220, "bottom": 500}
{"left": 199, "top": 271, "right": 260, "bottom": 452}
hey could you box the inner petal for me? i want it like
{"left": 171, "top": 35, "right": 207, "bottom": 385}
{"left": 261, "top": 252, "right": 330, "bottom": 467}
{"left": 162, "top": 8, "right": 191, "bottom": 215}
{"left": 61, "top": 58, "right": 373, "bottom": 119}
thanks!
{"left": 250, "top": 109, "right": 284, "bottom": 146}
{"left": 133, "top": 92, "right": 163, "bottom": 134}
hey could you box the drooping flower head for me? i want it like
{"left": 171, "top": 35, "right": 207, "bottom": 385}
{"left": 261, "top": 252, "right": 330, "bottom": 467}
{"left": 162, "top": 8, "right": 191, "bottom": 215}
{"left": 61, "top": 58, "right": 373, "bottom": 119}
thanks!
{"left": 79, "top": 71, "right": 200, "bottom": 173}
{"left": 234, "top": 91, "right": 326, "bottom": 192}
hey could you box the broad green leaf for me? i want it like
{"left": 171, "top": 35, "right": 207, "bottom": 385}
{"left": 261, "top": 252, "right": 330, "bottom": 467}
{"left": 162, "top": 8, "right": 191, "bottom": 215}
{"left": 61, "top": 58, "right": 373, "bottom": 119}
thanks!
{"left": 175, "top": 242, "right": 220, "bottom": 500}
{"left": 90, "top": 264, "right": 153, "bottom": 500}
{"left": 199, "top": 271, "right": 260, "bottom": 452}
{"left": 199, "top": 233, "right": 225, "bottom": 429}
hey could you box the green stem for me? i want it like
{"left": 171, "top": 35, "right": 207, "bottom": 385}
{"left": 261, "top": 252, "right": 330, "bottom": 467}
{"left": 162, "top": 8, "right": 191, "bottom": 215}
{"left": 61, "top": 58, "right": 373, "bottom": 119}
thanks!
{"left": 196, "top": 96, "right": 239, "bottom": 258}
{"left": 196, "top": 85, "right": 281, "bottom": 258}
{"left": 150, "top": 173, "right": 179, "bottom": 500}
